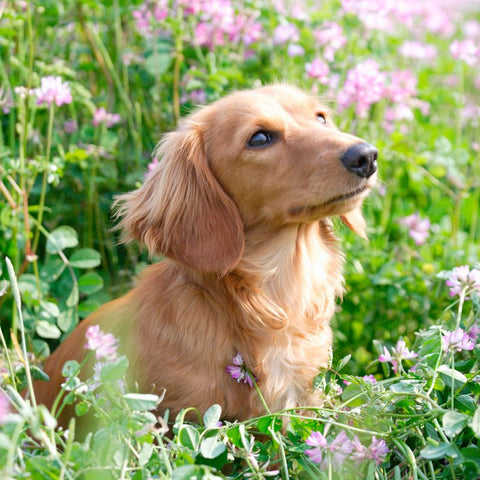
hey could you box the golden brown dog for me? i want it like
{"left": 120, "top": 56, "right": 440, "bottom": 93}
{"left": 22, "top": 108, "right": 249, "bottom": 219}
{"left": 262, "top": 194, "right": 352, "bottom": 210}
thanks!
{"left": 33, "top": 84, "right": 377, "bottom": 424}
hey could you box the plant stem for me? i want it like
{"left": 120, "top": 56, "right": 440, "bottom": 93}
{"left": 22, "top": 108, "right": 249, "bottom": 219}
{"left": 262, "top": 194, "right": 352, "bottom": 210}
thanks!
{"left": 32, "top": 102, "right": 55, "bottom": 254}
{"left": 5, "top": 257, "right": 36, "bottom": 407}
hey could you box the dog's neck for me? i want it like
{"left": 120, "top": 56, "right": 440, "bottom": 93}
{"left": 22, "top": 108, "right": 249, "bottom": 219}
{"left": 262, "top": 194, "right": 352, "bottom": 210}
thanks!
{"left": 231, "top": 220, "right": 345, "bottom": 330}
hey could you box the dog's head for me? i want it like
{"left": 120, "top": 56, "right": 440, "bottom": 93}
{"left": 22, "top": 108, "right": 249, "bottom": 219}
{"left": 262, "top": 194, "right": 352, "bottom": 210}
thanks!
{"left": 116, "top": 85, "right": 377, "bottom": 274}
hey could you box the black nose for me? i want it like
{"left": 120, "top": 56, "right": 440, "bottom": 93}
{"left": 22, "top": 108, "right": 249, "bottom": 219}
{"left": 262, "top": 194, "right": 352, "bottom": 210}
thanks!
{"left": 340, "top": 143, "right": 378, "bottom": 178}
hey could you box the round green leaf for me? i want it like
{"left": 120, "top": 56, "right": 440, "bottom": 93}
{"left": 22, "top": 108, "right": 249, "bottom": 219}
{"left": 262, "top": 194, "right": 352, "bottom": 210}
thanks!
{"left": 36, "top": 320, "right": 61, "bottom": 339}
{"left": 203, "top": 404, "right": 222, "bottom": 429}
{"left": 443, "top": 411, "right": 468, "bottom": 438}
{"left": 46, "top": 226, "right": 79, "bottom": 253}
{"left": 70, "top": 249, "right": 101, "bottom": 269}
{"left": 123, "top": 393, "right": 161, "bottom": 411}
{"left": 200, "top": 436, "right": 226, "bottom": 459}
{"left": 78, "top": 272, "right": 104, "bottom": 295}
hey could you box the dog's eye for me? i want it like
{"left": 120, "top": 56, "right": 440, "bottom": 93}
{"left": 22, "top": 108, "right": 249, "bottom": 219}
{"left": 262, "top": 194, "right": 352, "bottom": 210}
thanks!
{"left": 248, "top": 130, "right": 274, "bottom": 148}
{"left": 317, "top": 113, "right": 327, "bottom": 125}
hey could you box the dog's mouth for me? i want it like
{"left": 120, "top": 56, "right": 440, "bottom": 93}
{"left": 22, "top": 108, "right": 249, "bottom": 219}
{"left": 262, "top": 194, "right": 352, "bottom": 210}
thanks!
{"left": 290, "top": 184, "right": 370, "bottom": 217}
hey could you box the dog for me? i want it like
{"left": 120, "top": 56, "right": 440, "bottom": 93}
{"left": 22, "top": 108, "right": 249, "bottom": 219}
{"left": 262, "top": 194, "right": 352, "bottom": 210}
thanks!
{"left": 33, "top": 84, "right": 377, "bottom": 426}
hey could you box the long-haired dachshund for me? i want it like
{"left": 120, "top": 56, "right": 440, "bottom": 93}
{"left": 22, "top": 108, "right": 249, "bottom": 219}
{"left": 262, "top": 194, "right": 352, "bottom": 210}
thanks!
{"left": 33, "top": 84, "right": 377, "bottom": 424}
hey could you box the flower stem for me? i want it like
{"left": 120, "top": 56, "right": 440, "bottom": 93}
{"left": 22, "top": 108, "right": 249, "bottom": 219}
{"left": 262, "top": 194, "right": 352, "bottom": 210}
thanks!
{"left": 32, "top": 102, "right": 55, "bottom": 254}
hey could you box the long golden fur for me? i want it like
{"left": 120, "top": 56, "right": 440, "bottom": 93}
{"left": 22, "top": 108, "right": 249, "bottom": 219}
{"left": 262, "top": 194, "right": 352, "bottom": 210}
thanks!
{"left": 33, "top": 84, "right": 377, "bottom": 425}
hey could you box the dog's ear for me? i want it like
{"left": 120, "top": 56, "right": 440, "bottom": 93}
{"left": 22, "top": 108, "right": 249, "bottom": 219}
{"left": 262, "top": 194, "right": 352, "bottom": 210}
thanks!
{"left": 115, "top": 124, "right": 245, "bottom": 275}
{"left": 340, "top": 208, "right": 368, "bottom": 239}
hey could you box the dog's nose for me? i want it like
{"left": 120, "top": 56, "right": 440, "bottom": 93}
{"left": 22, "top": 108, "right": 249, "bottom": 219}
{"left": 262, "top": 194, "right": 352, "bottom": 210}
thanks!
{"left": 340, "top": 143, "right": 378, "bottom": 178}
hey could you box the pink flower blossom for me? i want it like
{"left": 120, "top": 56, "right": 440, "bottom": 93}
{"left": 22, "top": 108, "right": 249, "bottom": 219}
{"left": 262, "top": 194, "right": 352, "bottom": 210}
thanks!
{"left": 398, "top": 41, "right": 437, "bottom": 61}
{"left": 305, "top": 430, "right": 328, "bottom": 464}
{"left": 399, "top": 213, "right": 430, "bottom": 245}
{"left": 379, "top": 339, "right": 418, "bottom": 374}
{"left": 0, "top": 390, "right": 11, "bottom": 424}
{"left": 305, "top": 58, "right": 330, "bottom": 84}
{"left": 450, "top": 39, "right": 478, "bottom": 65}
{"left": 386, "top": 70, "right": 417, "bottom": 102}
{"left": 445, "top": 265, "right": 480, "bottom": 297}
{"left": 287, "top": 44, "right": 305, "bottom": 57}
{"left": 442, "top": 328, "right": 475, "bottom": 353}
{"left": 85, "top": 325, "right": 119, "bottom": 361}
{"left": 225, "top": 352, "right": 255, "bottom": 387}
{"left": 145, "top": 158, "right": 159, "bottom": 179}
{"left": 34, "top": 76, "right": 72, "bottom": 107}
{"left": 337, "top": 60, "right": 386, "bottom": 118}
{"left": 467, "top": 322, "right": 480, "bottom": 343}
{"left": 63, "top": 119, "right": 78, "bottom": 134}
{"left": 329, "top": 431, "right": 354, "bottom": 467}
{"left": 93, "top": 108, "right": 121, "bottom": 128}
{"left": 313, "top": 22, "right": 346, "bottom": 62}
{"left": 369, "top": 437, "right": 389, "bottom": 464}
{"left": 273, "top": 23, "right": 299, "bottom": 45}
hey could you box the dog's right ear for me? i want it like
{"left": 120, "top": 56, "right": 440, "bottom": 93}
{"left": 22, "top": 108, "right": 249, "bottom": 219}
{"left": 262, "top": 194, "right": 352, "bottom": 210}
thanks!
{"left": 114, "top": 124, "right": 245, "bottom": 275}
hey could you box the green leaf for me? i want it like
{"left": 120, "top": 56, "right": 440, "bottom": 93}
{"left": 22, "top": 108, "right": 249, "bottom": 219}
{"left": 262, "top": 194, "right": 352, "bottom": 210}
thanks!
{"left": 57, "top": 307, "right": 78, "bottom": 333}
{"left": 75, "top": 402, "right": 90, "bottom": 416}
{"left": 124, "top": 393, "right": 161, "bottom": 411}
{"left": 100, "top": 356, "right": 129, "bottom": 383}
{"left": 442, "top": 411, "right": 468, "bottom": 438}
{"left": 62, "top": 361, "right": 80, "bottom": 378}
{"left": 66, "top": 282, "right": 79, "bottom": 308}
{"left": 36, "top": 320, "right": 61, "bottom": 339}
{"left": 471, "top": 406, "right": 480, "bottom": 438}
{"left": 256, "top": 415, "right": 282, "bottom": 434}
{"left": 70, "top": 248, "right": 101, "bottom": 269}
{"left": 46, "top": 226, "right": 79, "bottom": 253}
{"left": 203, "top": 404, "right": 222, "bottom": 429}
{"left": 172, "top": 465, "right": 203, "bottom": 480}
{"left": 78, "top": 272, "right": 104, "bottom": 295}
{"left": 420, "top": 443, "right": 455, "bottom": 460}
{"left": 438, "top": 365, "right": 467, "bottom": 389}
{"left": 145, "top": 52, "right": 172, "bottom": 76}
{"left": 336, "top": 354, "right": 351, "bottom": 372}
{"left": 200, "top": 436, "right": 226, "bottom": 459}
{"left": 138, "top": 443, "right": 154, "bottom": 467}
{"left": 178, "top": 424, "right": 200, "bottom": 450}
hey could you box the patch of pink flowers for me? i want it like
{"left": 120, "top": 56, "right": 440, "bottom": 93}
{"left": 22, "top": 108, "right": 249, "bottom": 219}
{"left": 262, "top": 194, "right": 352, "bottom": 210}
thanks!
{"left": 313, "top": 22, "right": 346, "bottom": 62}
{"left": 442, "top": 328, "right": 475, "bottom": 354}
{"left": 306, "top": 430, "right": 389, "bottom": 467}
{"left": 449, "top": 39, "right": 478, "bottom": 66}
{"left": 379, "top": 339, "right": 418, "bottom": 374}
{"left": 399, "top": 213, "right": 431, "bottom": 245}
{"left": 337, "top": 60, "right": 386, "bottom": 118}
{"left": 92, "top": 108, "right": 121, "bottom": 128}
{"left": 399, "top": 41, "right": 437, "bottom": 61}
{"left": 272, "top": 23, "right": 299, "bottom": 45}
{"left": 305, "top": 58, "right": 329, "bottom": 85}
{"left": 445, "top": 265, "right": 480, "bottom": 297}
{"left": 34, "top": 76, "right": 72, "bottom": 107}
{"left": 225, "top": 352, "right": 255, "bottom": 387}
{"left": 84, "top": 325, "right": 119, "bottom": 362}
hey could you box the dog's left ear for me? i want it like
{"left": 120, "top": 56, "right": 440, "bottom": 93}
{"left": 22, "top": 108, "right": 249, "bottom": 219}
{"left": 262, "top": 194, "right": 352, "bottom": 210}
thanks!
{"left": 340, "top": 208, "right": 368, "bottom": 239}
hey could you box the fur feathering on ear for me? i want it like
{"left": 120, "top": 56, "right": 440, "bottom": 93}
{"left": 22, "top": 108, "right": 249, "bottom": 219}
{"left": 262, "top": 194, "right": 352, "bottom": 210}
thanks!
{"left": 114, "top": 125, "right": 245, "bottom": 275}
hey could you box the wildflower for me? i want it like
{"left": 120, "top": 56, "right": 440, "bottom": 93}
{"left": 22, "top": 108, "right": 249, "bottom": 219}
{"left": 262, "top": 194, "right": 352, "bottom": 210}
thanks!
{"left": 399, "top": 212, "right": 430, "bottom": 245}
{"left": 379, "top": 339, "right": 418, "bottom": 374}
{"left": 92, "top": 107, "right": 121, "bottom": 128}
{"left": 305, "top": 430, "right": 328, "bottom": 464}
{"left": 313, "top": 22, "right": 346, "bottom": 62}
{"left": 399, "top": 41, "right": 437, "bottom": 61}
{"left": 337, "top": 60, "right": 386, "bottom": 118}
{"left": 34, "top": 76, "right": 72, "bottom": 107}
{"left": 145, "top": 158, "right": 159, "bottom": 179}
{"left": 329, "top": 430, "right": 354, "bottom": 467}
{"left": 225, "top": 352, "right": 255, "bottom": 387}
{"left": 63, "top": 119, "right": 78, "bottom": 134}
{"left": 369, "top": 437, "right": 389, "bottom": 464}
{"left": 363, "top": 374, "right": 377, "bottom": 384}
{"left": 386, "top": 70, "right": 417, "bottom": 103}
{"left": 442, "top": 328, "right": 475, "bottom": 354}
{"left": 450, "top": 39, "right": 478, "bottom": 65}
{"left": 445, "top": 265, "right": 480, "bottom": 297}
{"left": 305, "top": 58, "right": 329, "bottom": 85}
{"left": 287, "top": 44, "right": 305, "bottom": 57}
{"left": 467, "top": 322, "right": 480, "bottom": 343}
{"left": 0, "top": 390, "right": 11, "bottom": 424}
{"left": 84, "top": 325, "right": 118, "bottom": 361}
{"left": 272, "top": 23, "right": 299, "bottom": 45}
